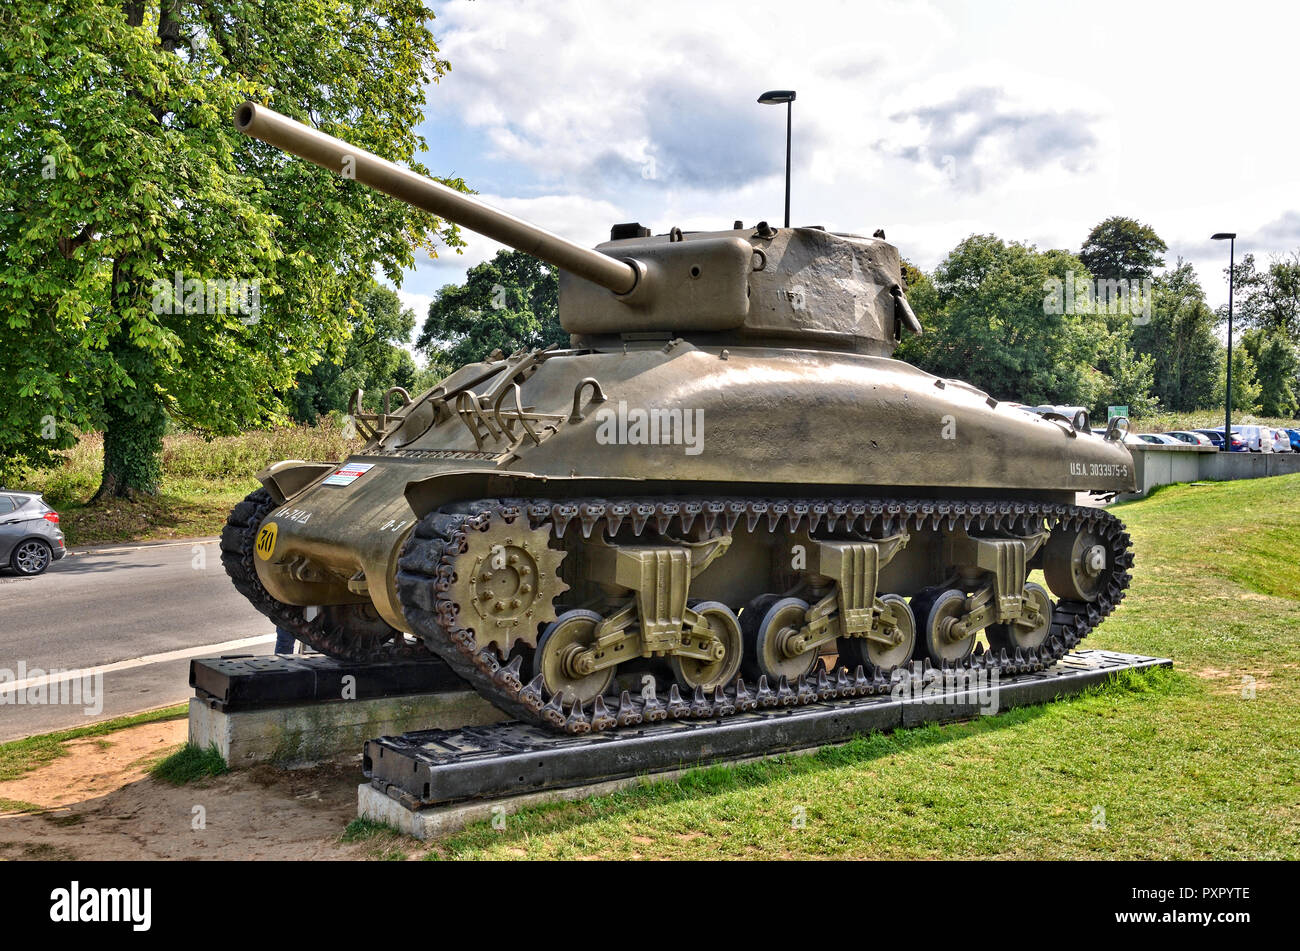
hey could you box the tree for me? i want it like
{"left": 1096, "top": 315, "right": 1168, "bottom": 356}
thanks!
{"left": 0, "top": 1, "right": 465, "bottom": 494}
{"left": 900, "top": 234, "right": 1147, "bottom": 415}
{"left": 1214, "top": 345, "right": 1262, "bottom": 414}
{"left": 899, "top": 258, "right": 925, "bottom": 291}
{"left": 1093, "top": 340, "right": 1159, "bottom": 418}
{"left": 418, "top": 249, "right": 565, "bottom": 367}
{"left": 1241, "top": 328, "right": 1299, "bottom": 418}
{"left": 1132, "top": 261, "right": 1221, "bottom": 411}
{"left": 289, "top": 285, "right": 418, "bottom": 422}
{"left": 1229, "top": 251, "right": 1300, "bottom": 339}
{"left": 1079, "top": 216, "right": 1167, "bottom": 281}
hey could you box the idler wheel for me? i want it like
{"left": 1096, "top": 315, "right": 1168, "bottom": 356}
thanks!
{"left": 742, "top": 596, "right": 818, "bottom": 682}
{"left": 536, "top": 609, "right": 613, "bottom": 706}
{"left": 986, "top": 582, "right": 1054, "bottom": 653}
{"left": 669, "top": 600, "right": 744, "bottom": 693}
{"left": 1043, "top": 528, "right": 1108, "bottom": 602}
{"left": 837, "top": 593, "right": 916, "bottom": 673}
{"left": 914, "top": 588, "right": 976, "bottom": 664}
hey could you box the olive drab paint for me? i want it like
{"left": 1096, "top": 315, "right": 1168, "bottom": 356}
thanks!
{"left": 222, "top": 103, "right": 1136, "bottom": 734}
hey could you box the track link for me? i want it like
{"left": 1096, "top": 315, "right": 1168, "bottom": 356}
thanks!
{"left": 396, "top": 496, "right": 1133, "bottom": 735}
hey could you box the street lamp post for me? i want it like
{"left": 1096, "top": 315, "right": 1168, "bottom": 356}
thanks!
{"left": 1212, "top": 232, "right": 1237, "bottom": 452}
{"left": 758, "top": 90, "right": 796, "bottom": 227}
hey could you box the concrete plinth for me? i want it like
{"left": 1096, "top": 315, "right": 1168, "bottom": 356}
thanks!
{"left": 359, "top": 649, "right": 1172, "bottom": 839}
{"left": 188, "top": 690, "right": 505, "bottom": 768}
{"left": 355, "top": 744, "right": 829, "bottom": 838}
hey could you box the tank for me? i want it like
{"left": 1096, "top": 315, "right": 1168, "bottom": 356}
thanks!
{"left": 222, "top": 102, "right": 1135, "bottom": 733}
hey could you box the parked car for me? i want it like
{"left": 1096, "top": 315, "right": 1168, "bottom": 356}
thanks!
{"left": 1232, "top": 425, "right": 1269, "bottom": 452}
{"left": 1194, "top": 428, "right": 1246, "bottom": 451}
{"left": 1268, "top": 427, "right": 1293, "bottom": 452}
{"left": 1136, "top": 433, "right": 1182, "bottom": 445}
{"left": 1165, "top": 430, "right": 1213, "bottom": 446}
{"left": 1286, "top": 429, "right": 1300, "bottom": 452}
{"left": 0, "top": 490, "right": 66, "bottom": 576}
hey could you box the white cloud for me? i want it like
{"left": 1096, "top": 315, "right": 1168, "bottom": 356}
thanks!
{"left": 394, "top": 289, "right": 431, "bottom": 322}
{"left": 406, "top": 0, "right": 1300, "bottom": 310}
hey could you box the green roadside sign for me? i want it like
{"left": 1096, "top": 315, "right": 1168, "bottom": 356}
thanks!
{"left": 1108, "top": 405, "right": 1128, "bottom": 420}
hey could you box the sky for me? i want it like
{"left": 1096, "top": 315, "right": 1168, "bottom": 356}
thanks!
{"left": 391, "top": 0, "right": 1300, "bottom": 351}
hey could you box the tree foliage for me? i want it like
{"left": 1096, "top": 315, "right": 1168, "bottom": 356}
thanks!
{"left": 900, "top": 234, "right": 1152, "bottom": 415}
{"left": 417, "top": 249, "right": 565, "bottom": 367}
{"left": 1214, "top": 345, "right": 1262, "bottom": 414}
{"left": 1241, "top": 328, "right": 1299, "bottom": 418}
{"left": 0, "top": 0, "right": 464, "bottom": 493}
{"left": 1132, "top": 261, "right": 1221, "bottom": 411}
{"left": 288, "top": 284, "right": 418, "bottom": 422}
{"left": 1229, "top": 251, "right": 1300, "bottom": 339}
{"left": 1079, "top": 216, "right": 1167, "bottom": 281}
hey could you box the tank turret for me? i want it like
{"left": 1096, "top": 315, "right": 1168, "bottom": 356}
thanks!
{"left": 235, "top": 103, "right": 921, "bottom": 356}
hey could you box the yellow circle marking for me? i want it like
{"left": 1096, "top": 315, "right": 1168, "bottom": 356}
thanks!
{"left": 255, "top": 522, "right": 278, "bottom": 561}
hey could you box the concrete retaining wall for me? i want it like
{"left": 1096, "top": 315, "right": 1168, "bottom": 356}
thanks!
{"left": 1126, "top": 444, "right": 1300, "bottom": 497}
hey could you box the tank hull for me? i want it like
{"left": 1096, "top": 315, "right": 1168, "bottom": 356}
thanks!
{"left": 247, "top": 342, "right": 1133, "bottom": 633}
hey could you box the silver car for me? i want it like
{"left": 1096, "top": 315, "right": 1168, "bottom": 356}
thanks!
{"left": 0, "top": 490, "right": 66, "bottom": 576}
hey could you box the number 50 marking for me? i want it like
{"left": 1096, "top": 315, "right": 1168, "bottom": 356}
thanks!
{"left": 255, "top": 522, "right": 278, "bottom": 561}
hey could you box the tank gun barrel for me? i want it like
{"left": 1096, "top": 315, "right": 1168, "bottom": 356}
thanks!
{"left": 234, "top": 102, "right": 639, "bottom": 295}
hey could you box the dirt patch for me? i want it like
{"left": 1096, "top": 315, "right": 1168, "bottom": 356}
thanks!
{"left": 1192, "top": 667, "right": 1272, "bottom": 696}
{"left": 0, "top": 721, "right": 369, "bottom": 860}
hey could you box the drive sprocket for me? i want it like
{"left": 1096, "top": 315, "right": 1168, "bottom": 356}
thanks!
{"left": 440, "top": 516, "right": 568, "bottom": 655}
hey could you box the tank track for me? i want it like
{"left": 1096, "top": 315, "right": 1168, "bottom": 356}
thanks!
{"left": 220, "top": 488, "right": 428, "bottom": 661}
{"left": 396, "top": 496, "right": 1133, "bottom": 735}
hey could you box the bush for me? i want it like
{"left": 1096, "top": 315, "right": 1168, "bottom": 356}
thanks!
{"left": 12, "top": 422, "right": 360, "bottom": 505}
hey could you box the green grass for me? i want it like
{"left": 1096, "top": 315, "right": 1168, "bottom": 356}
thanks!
{"left": 341, "top": 818, "right": 411, "bottom": 860}
{"left": 420, "top": 474, "right": 1300, "bottom": 860}
{"left": 0, "top": 798, "right": 46, "bottom": 815}
{"left": 148, "top": 742, "right": 229, "bottom": 785}
{"left": 12, "top": 424, "right": 358, "bottom": 546}
{"left": 0, "top": 704, "right": 188, "bottom": 782}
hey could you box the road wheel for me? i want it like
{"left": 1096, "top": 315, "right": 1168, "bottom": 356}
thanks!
{"left": 12, "top": 539, "right": 52, "bottom": 576}
{"left": 536, "top": 609, "right": 613, "bottom": 706}
{"left": 986, "top": 582, "right": 1054, "bottom": 653}
{"left": 745, "top": 596, "right": 817, "bottom": 682}
{"left": 838, "top": 593, "right": 916, "bottom": 673}
{"left": 915, "top": 588, "right": 976, "bottom": 664}
{"left": 670, "top": 600, "right": 743, "bottom": 692}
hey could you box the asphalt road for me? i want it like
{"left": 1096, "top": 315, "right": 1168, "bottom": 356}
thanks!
{"left": 0, "top": 538, "right": 274, "bottom": 742}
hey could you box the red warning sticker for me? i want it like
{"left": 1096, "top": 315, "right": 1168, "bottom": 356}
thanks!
{"left": 321, "top": 463, "right": 375, "bottom": 487}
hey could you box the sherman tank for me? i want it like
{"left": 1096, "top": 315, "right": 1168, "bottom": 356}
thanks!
{"left": 222, "top": 102, "right": 1135, "bottom": 734}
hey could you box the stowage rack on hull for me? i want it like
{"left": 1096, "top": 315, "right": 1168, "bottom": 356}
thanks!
{"left": 392, "top": 496, "right": 1132, "bottom": 735}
